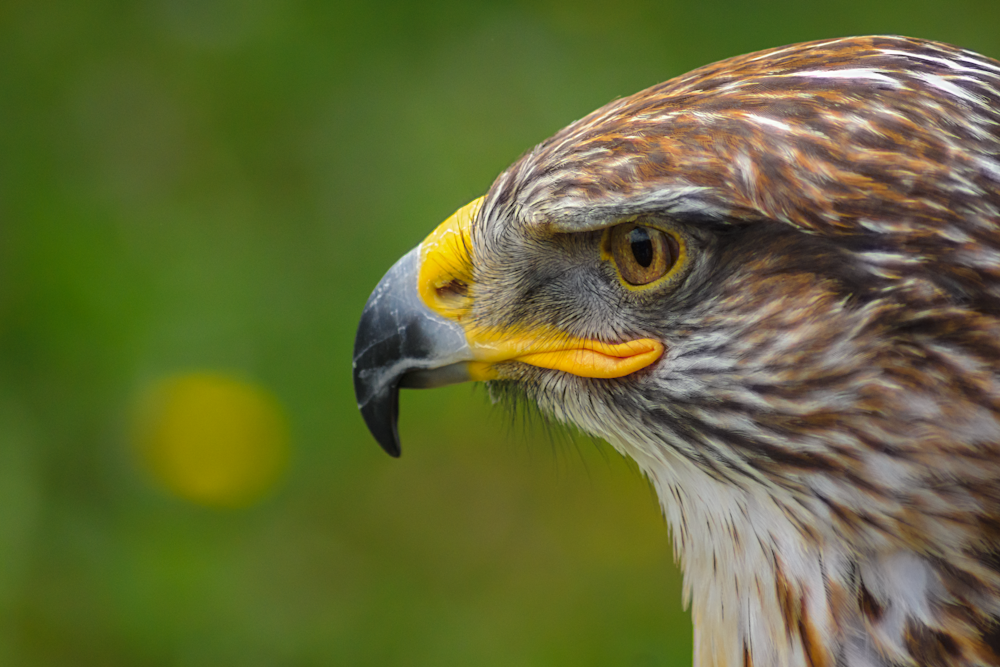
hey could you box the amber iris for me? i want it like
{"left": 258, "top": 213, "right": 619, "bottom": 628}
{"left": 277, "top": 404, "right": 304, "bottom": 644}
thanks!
{"left": 610, "top": 224, "right": 679, "bottom": 286}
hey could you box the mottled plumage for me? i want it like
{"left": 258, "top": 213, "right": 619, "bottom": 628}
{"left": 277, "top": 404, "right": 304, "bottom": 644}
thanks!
{"left": 354, "top": 36, "right": 1000, "bottom": 667}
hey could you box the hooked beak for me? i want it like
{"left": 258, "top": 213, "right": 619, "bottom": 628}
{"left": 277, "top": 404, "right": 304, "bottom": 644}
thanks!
{"left": 352, "top": 197, "right": 664, "bottom": 456}
{"left": 352, "top": 246, "right": 473, "bottom": 456}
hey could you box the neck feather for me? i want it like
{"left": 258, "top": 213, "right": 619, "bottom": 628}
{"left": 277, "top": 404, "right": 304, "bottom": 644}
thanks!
{"left": 621, "top": 442, "right": 978, "bottom": 667}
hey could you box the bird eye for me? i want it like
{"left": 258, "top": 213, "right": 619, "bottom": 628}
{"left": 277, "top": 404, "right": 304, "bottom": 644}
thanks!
{"left": 609, "top": 224, "right": 679, "bottom": 286}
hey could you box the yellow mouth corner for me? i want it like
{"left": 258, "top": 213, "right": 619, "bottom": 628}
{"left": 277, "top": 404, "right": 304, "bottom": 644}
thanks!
{"left": 513, "top": 337, "right": 664, "bottom": 378}
{"left": 465, "top": 331, "right": 664, "bottom": 380}
{"left": 416, "top": 197, "right": 665, "bottom": 380}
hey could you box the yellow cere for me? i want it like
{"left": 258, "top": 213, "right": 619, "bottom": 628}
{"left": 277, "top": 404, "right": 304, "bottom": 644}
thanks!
{"left": 132, "top": 372, "right": 290, "bottom": 508}
{"left": 417, "top": 196, "right": 484, "bottom": 321}
{"left": 418, "top": 198, "right": 665, "bottom": 380}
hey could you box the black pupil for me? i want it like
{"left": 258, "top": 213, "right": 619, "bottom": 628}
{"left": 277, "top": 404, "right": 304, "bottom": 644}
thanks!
{"left": 628, "top": 227, "right": 654, "bottom": 268}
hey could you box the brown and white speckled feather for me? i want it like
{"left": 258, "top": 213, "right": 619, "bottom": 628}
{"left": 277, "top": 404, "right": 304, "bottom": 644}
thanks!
{"left": 469, "top": 37, "right": 1000, "bottom": 667}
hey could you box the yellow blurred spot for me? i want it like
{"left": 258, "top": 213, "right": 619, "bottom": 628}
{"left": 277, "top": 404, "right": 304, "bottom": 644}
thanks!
{"left": 133, "top": 373, "right": 290, "bottom": 508}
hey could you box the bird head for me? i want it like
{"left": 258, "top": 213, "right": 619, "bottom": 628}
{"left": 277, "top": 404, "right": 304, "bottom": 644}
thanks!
{"left": 353, "top": 36, "right": 1000, "bottom": 667}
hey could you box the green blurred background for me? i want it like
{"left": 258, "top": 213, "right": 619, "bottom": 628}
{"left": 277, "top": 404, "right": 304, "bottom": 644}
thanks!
{"left": 1, "top": 1, "right": 998, "bottom": 665}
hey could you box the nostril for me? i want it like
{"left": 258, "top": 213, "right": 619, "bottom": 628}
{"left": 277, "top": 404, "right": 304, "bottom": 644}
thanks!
{"left": 436, "top": 279, "right": 469, "bottom": 299}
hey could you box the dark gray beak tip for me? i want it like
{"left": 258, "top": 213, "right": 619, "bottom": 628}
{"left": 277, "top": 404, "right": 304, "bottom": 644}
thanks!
{"left": 356, "top": 385, "right": 402, "bottom": 458}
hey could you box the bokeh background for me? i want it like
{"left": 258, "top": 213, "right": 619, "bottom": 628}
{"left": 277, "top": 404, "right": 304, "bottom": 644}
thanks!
{"left": 1, "top": 1, "right": 999, "bottom": 665}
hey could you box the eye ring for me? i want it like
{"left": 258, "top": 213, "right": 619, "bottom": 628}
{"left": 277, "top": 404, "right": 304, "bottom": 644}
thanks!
{"left": 606, "top": 223, "right": 681, "bottom": 287}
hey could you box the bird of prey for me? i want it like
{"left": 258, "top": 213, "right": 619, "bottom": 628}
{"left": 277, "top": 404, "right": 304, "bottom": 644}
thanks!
{"left": 352, "top": 36, "right": 1000, "bottom": 667}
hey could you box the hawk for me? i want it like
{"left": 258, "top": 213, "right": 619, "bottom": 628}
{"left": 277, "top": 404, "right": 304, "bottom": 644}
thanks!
{"left": 352, "top": 36, "right": 1000, "bottom": 667}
